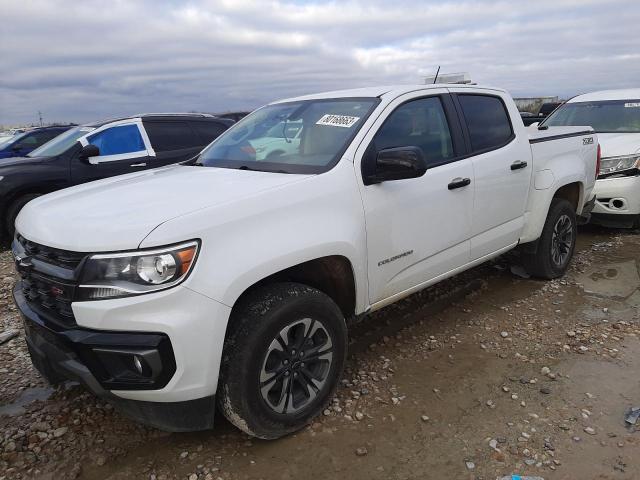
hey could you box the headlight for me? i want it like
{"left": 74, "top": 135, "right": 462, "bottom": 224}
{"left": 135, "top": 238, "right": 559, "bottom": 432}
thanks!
{"left": 599, "top": 154, "right": 640, "bottom": 176}
{"left": 78, "top": 241, "right": 199, "bottom": 300}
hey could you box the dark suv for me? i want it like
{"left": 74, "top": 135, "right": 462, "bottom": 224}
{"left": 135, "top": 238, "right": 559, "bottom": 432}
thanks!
{"left": 0, "top": 113, "right": 232, "bottom": 237}
{"left": 0, "top": 125, "right": 74, "bottom": 159}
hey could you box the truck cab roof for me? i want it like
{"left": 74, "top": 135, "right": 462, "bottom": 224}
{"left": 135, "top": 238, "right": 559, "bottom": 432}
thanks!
{"left": 274, "top": 84, "right": 507, "bottom": 103}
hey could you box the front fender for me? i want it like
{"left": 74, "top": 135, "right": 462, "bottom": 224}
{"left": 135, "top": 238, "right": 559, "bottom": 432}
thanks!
{"left": 141, "top": 160, "right": 369, "bottom": 315}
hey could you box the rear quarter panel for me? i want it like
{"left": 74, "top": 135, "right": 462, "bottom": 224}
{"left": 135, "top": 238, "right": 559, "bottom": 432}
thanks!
{"left": 520, "top": 128, "right": 597, "bottom": 243}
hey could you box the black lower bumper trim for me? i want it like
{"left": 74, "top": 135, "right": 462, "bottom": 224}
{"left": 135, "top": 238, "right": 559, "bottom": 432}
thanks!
{"left": 110, "top": 395, "right": 216, "bottom": 432}
{"left": 590, "top": 212, "right": 639, "bottom": 229}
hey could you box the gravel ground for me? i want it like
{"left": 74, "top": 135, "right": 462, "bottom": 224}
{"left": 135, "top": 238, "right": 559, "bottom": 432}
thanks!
{"left": 1, "top": 226, "right": 639, "bottom": 480}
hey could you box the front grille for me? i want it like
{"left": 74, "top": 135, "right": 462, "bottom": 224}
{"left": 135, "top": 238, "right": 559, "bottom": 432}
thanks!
{"left": 21, "top": 271, "right": 76, "bottom": 324}
{"left": 16, "top": 234, "right": 85, "bottom": 269}
{"left": 14, "top": 235, "right": 87, "bottom": 327}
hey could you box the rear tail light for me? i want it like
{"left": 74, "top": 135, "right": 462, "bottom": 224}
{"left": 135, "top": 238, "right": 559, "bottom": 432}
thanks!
{"left": 596, "top": 143, "right": 601, "bottom": 179}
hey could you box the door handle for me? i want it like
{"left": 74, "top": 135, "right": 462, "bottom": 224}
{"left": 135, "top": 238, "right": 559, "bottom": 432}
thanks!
{"left": 510, "top": 160, "right": 528, "bottom": 171}
{"left": 130, "top": 162, "right": 147, "bottom": 167}
{"left": 448, "top": 177, "right": 471, "bottom": 190}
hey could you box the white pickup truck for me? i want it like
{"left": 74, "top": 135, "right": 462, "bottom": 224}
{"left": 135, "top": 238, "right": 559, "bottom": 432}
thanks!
{"left": 13, "top": 84, "right": 598, "bottom": 439}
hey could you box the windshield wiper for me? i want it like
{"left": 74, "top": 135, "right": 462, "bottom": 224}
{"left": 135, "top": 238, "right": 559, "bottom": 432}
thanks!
{"left": 238, "top": 165, "right": 288, "bottom": 174}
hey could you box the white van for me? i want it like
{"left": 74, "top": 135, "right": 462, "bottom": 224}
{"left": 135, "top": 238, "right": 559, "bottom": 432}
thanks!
{"left": 543, "top": 89, "right": 640, "bottom": 228}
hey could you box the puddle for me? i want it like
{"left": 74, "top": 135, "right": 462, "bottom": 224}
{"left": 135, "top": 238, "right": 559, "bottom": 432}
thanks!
{"left": 577, "top": 260, "right": 640, "bottom": 299}
{"left": 0, "top": 386, "right": 54, "bottom": 416}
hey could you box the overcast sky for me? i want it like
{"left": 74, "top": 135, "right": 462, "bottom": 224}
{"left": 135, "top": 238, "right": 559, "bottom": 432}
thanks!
{"left": 1, "top": 0, "right": 639, "bottom": 126}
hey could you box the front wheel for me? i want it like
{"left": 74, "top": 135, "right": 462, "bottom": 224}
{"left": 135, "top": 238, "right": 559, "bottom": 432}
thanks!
{"left": 523, "top": 198, "right": 577, "bottom": 279}
{"left": 217, "top": 283, "right": 347, "bottom": 439}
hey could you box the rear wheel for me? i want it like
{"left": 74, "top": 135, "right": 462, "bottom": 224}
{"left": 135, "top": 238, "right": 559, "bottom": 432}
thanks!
{"left": 5, "top": 194, "right": 41, "bottom": 238}
{"left": 523, "top": 198, "right": 577, "bottom": 279}
{"left": 218, "top": 282, "right": 347, "bottom": 439}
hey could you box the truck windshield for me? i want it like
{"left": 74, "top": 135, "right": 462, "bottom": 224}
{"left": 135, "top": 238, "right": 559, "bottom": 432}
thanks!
{"left": 198, "top": 98, "right": 378, "bottom": 174}
{"left": 543, "top": 100, "right": 640, "bottom": 133}
{"left": 28, "top": 126, "right": 95, "bottom": 157}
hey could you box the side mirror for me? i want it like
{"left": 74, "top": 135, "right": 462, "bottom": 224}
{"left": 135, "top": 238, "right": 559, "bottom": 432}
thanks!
{"left": 79, "top": 144, "right": 100, "bottom": 162}
{"left": 529, "top": 122, "right": 539, "bottom": 128}
{"left": 11, "top": 144, "right": 22, "bottom": 152}
{"left": 364, "top": 146, "right": 428, "bottom": 185}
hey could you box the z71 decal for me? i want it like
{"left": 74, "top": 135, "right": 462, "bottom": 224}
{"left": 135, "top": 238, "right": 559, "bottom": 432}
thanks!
{"left": 583, "top": 137, "right": 594, "bottom": 145}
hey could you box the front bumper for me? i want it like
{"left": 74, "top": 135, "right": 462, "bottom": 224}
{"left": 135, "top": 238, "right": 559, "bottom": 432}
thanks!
{"left": 592, "top": 175, "right": 640, "bottom": 216}
{"left": 14, "top": 283, "right": 229, "bottom": 431}
{"left": 590, "top": 175, "right": 640, "bottom": 228}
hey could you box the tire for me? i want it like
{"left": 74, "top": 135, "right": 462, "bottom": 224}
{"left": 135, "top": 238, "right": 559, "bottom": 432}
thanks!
{"left": 523, "top": 198, "right": 577, "bottom": 279}
{"left": 218, "top": 282, "right": 347, "bottom": 439}
{"left": 5, "top": 194, "right": 41, "bottom": 238}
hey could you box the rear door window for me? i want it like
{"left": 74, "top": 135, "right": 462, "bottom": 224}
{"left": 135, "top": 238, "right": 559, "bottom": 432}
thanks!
{"left": 458, "top": 94, "right": 514, "bottom": 152}
{"left": 143, "top": 121, "right": 200, "bottom": 152}
{"left": 87, "top": 124, "right": 146, "bottom": 156}
{"left": 191, "top": 122, "right": 228, "bottom": 145}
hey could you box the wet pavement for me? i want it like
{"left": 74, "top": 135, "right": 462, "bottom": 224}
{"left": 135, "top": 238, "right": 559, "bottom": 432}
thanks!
{"left": 1, "top": 226, "right": 639, "bottom": 480}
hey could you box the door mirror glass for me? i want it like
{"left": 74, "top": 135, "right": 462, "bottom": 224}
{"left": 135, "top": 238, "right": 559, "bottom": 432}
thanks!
{"left": 364, "top": 146, "right": 427, "bottom": 184}
{"left": 79, "top": 144, "right": 100, "bottom": 161}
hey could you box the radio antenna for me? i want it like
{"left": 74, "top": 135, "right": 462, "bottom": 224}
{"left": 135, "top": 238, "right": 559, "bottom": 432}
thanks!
{"left": 433, "top": 66, "right": 441, "bottom": 84}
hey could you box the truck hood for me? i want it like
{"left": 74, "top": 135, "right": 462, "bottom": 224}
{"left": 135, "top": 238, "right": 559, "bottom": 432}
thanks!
{"left": 16, "top": 165, "right": 311, "bottom": 252}
{"left": 597, "top": 133, "right": 640, "bottom": 157}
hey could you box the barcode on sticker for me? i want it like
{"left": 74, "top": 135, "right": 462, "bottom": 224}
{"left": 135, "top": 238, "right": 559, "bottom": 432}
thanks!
{"left": 316, "top": 114, "right": 360, "bottom": 128}
{"left": 624, "top": 102, "right": 640, "bottom": 108}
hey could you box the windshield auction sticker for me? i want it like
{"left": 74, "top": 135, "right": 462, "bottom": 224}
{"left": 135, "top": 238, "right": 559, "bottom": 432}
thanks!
{"left": 316, "top": 114, "right": 360, "bottom": 128}
{"left": 624, "top": 102, "right": 640, "bottom": 108}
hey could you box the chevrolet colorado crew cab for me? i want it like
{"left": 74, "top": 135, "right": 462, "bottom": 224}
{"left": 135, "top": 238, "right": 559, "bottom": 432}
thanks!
{"left": 13, "top": 85, "right": 598, "bottom": 439}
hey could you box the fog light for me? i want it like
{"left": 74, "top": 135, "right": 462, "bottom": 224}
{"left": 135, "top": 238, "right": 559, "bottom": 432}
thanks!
{"left": 92, "top": 348, "right": 161, "bottom": 383}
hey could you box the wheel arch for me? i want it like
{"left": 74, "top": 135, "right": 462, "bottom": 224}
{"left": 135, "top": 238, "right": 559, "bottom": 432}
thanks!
{"left": 520, "top": 179, "right": 585, "bottom": 245}
{"left": 229, "top": 255, "right": 357, "bottom": 320}
{"left": 552, "top": 181, "right": 584, "bottom": 214}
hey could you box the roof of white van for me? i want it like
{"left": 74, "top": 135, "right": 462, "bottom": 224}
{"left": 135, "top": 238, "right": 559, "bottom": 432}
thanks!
{"left": 274, "top": 84, "right": 506, "bottom": 103}
{"left": 568, "top": 89, "right": 640, "bottom": 103}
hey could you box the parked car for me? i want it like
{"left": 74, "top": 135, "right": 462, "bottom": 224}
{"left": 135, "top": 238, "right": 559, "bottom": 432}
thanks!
{"left": 0, "top": 113, "right": 232, "bottom": 237}
{"left": 0, "top": 125, "right": 74, "bottom": 159}
{"left": 542, "top": 89, "right": 640, "bottom": 228}
{"left": 12, "top": 85, "right": 597, "bottom": 438}
{"left": 520, "top": 102, "right": 564, "bottom": 126}
{"left": 538, "top": 102, "right": 563, "bottom": 117}
{"left": 215, "top": 111, "right": 251, "bottom": 122}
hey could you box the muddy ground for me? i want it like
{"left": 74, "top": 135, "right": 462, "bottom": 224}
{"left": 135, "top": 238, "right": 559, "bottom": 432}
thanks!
{"left": 1, "top": 226, "right": 639, "bottom": 480}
